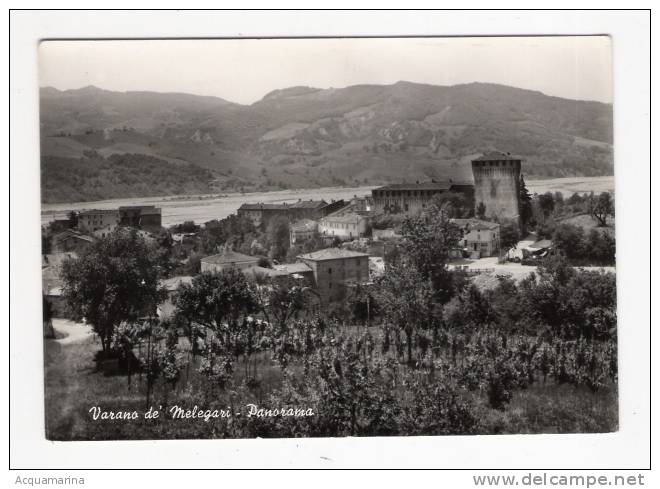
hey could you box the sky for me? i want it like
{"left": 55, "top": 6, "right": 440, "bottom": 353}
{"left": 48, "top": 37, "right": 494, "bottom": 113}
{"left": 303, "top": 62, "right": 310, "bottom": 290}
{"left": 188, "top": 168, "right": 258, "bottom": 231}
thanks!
{"left": 39, "top": 36, "right": 612, "bottom": 105}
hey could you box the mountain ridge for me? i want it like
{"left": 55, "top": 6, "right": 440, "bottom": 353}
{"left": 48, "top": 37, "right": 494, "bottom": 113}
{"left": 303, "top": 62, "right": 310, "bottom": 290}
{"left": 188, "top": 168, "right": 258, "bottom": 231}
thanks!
{"left": 39, "top": 81, "right": 614, "bottom": 204}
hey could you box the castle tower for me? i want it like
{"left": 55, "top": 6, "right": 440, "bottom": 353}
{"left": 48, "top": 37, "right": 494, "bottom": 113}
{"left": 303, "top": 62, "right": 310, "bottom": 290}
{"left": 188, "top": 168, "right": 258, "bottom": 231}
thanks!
{"left": 471, "top": 151, "right": 522, "bottom": 221}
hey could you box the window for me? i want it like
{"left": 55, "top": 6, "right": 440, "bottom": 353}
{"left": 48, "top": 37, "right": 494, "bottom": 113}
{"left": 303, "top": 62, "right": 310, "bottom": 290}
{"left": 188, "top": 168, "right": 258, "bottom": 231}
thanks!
{"left": 328, "top": 268, "right": 332, "bottom": 274}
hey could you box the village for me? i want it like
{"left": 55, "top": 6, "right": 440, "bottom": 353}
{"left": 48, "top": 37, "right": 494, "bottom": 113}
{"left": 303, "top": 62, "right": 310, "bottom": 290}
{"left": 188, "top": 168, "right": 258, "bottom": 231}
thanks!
{"left": 43, "top": 150, "right": 609, "bottom": 326}
{"left": 40, "top": 149, "right": 618, "bottom": 440}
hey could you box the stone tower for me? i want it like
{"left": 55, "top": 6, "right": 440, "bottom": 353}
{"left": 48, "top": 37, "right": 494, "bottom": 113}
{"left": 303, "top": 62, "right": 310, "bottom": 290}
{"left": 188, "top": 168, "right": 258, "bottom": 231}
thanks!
{"left": 471, "top": 151, "right": 522, "bottom": 221}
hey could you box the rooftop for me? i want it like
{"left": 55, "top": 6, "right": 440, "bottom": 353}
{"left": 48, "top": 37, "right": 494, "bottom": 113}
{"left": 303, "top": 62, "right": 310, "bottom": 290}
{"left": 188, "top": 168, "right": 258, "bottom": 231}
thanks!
{"left": 243, "top": 266, "right": 288, "bottom": 279}
{"left": 529, "top": 239, "right": 553, "bottom": 249}
{"left": 451, "top": 218, "right": 501, "bottom": 231}
{"left": 290, "top": 200, "right": 328, "bottom": 209}
{"left": 274, "top": 262, "right": 313, "bottom": 274}
{"left": 79, "top": 209, "right": 120, "bottom": 216}
{"left": 52, "top": 229, "right": 95, "bottom": 243}
{"left": 373, "top": 181, "right": 473, "bottom": 192}
{"left": 321, "top": 213, "right": 364, "bottom": 224}
{"left": 290, "top": 219, "right": 318, "bottom": 231}
{"left": 239, "top": 203, "right": 290, "bottom": 211}
{"left": 472, "top": 151, "right": 521, "bottom": 162}
{"left": 298, "top": 248, "right": 369, "bottom": 261}
{"left": 238, "top": 199, "right": 327, "bottom": 211}
{"left": 118, "top": 205, "right": 158, "bottom": 210}
{"left": 201, "top": 250, "right": 259, "bottom": 265}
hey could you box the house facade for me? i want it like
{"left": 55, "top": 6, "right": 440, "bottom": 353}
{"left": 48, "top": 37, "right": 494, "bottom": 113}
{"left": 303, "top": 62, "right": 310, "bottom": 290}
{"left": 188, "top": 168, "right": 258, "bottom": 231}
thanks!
{"left": 318, "top": 202, "right": 373, "bottom": 241}
{"left": 237, "top": 200, "right": 339, "bottom": 228}
{"left": 371, "top": 181, "right": 474, "bottom": 216}
{"left": 118, "top": 205, "right": 162, "bottom": 231}
{"left": 451, "top": 218, "right": 501, "bottom": 258}
{"left": 297, "top": 248, "right": 370, "bottom": 303}
{"left": 289, "top": 219, "right": 318, "bottom": 245}
{"left": 77, "top": 209, "right": 120, "bottom": 234}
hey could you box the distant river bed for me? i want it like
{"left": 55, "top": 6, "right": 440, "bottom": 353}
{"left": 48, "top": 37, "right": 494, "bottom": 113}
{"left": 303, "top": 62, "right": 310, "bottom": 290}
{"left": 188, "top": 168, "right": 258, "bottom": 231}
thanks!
{"left": 41, "top": 176, "right": 615, "bottom": 228}
{"left": 41, "top": 186, "right": 378, "bottom": 227}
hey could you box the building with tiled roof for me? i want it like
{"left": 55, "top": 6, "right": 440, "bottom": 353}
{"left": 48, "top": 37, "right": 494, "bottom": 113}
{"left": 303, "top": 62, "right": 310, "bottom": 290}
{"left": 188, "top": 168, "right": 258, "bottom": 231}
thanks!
{"left": 200, "top": 250, "right": 260, "bottom": 273}
{"left": 318, "top": 202, "right": 372, "bottom": 242}
{"left": 297, "top": 248, "right": 369, "bottom": 303}
{"left": 451, "top": 218, "right": 501, "bottom": 231}
{"left": 52, "top": 229, "right": 95, "bottom": 253}
{"left": 451, "top": 218, "right": 501, "bottom": 258}
{"left": 237, "top": 199, "right": 331, "bottom": 228}
{"left": 289, "top": 219, "right": 318, "bottom": 245}
{"left": 371, "top": 180, "right": 474, "bottom": 216}
{"left": 77, "top": 209, "right": 120, "bottom": 234}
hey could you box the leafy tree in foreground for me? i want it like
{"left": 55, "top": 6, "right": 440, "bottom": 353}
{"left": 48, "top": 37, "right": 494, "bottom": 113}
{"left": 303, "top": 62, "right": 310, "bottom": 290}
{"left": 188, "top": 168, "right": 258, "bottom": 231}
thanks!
{"left": 256, "top": 277, "right": 311, "bottom": 334}
{"left": 174, "top": 268, "right": 257, "bottom": 347}
{"left": 400, "top": 204, "right": 462, "bottom": 302}
{"left": 61, "top": 229, "right": 165, "bottom": 354}
{"left": 375, "top": 263, "right": 438, "bottom": 365}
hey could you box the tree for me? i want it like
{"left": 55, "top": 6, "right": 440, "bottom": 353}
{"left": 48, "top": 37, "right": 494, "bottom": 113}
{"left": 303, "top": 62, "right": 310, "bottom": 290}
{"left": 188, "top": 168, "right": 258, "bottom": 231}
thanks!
{"left": 174, "top": 268, "right": 257, "bottom": 348}
{"left": 67, "top": 210, "right": 79, "bottom": 229}
{"left": 175, "top": 220, "right": 200, "bottom": 233}
{"left": 519, "top": 175, "right": 533, "bottom": 232}
{"left": 588, "top": 192, "right": 615, "bottom": 227}
{"left": 476, "top": 202, "right": 487, "bottom": 220}
{"left": 348, "top": 283, "right": 379, "bottom": 326}
{"left": 432, "top": 191, "right": 472, "bottom": 218}
{"left": 537, "top": 192, "right": 556, "bottom": 219}
{"left": 375, "top": 264, "right": 437, "bottom": 365}
{"left": 400, "top": 204, "right": 462, "bottom": 302}
{"left": 256, "top": 277, "right": 312, "bottom": 333}
{"left": 552, "top": 223, "right": 585, "bottom": 260}
{"left": 60, "top": 229, "right": 166, "bottom": 354}
{"left": 265, "top": 216, "right": 290, "bottom": 262}
{"left": 499, "top": 221, "right": 521, "bottom": 256}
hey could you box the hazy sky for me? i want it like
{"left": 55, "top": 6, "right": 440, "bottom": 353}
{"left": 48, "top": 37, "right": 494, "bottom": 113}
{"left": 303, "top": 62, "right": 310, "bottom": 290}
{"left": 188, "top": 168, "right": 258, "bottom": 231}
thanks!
{"left": 39, "top": 37, "right": 612, "bottom": 105}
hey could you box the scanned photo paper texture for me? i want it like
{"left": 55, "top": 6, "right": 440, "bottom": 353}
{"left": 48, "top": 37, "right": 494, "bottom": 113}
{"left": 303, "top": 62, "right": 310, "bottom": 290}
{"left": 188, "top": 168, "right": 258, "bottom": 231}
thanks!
{"left": 39, "top": 37, "right": 616, "bottom": 440}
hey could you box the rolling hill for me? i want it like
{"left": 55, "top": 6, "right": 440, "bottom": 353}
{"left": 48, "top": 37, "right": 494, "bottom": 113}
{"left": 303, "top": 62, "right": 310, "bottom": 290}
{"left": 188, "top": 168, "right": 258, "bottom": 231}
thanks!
{"left": 39, "top": 82, "right": 613, "bottom": 203}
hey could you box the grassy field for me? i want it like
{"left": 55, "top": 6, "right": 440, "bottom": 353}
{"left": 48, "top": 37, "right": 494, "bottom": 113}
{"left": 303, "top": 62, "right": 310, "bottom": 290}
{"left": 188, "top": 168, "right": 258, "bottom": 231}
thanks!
{"left": 44, "top": 328, "right": 618, "bottom": 441}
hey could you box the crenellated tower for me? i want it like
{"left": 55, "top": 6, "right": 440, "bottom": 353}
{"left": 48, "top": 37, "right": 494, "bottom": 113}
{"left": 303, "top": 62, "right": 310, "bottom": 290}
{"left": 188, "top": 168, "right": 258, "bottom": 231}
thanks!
{"left": 471, "top": 151, "right": 522, "bottom": 221}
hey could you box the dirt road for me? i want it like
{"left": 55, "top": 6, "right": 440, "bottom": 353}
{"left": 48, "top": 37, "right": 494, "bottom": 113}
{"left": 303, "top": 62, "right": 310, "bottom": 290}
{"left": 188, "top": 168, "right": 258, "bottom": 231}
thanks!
{"left": 50, "top": 319, "right": 94, "bottom": 345}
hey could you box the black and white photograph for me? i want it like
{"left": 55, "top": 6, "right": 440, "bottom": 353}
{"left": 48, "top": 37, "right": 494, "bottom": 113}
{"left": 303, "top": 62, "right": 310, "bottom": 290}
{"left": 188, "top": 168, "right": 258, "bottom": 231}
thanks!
{"left": 9, "top": 9, "right": 654, "bottom": 477}
{"left": 35, "top": 34, "right": 622, "bottom": 442}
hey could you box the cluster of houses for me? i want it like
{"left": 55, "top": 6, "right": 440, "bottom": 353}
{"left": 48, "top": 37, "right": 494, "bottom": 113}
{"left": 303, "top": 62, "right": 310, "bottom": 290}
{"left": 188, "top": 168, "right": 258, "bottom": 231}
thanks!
{"left": 44, "top": 152, "right": 541, "bottom": 328}
{"left": 196, "top": 246, "right": 371, "bottom": 306}
{"left": 187, "top": 174, "right": 507, "bottom": 306}
{"left": 42, "top": 205, "right": 164, "bottom": 325}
